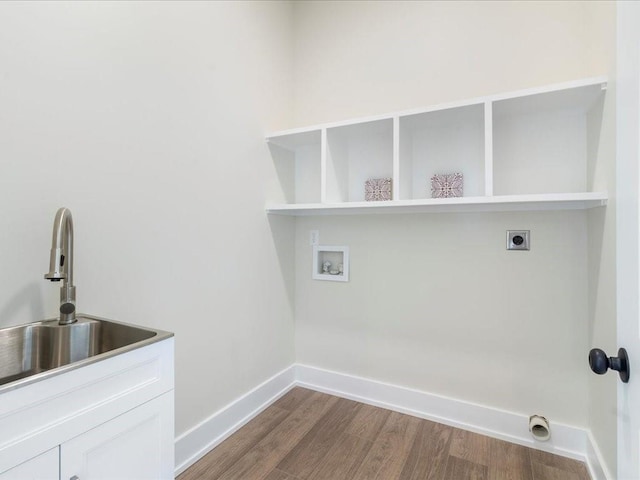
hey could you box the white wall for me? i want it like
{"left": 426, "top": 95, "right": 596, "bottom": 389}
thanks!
{"left": 292, "top": 0, "right": 614, "bottom": 445}
{"left": 296, "top": 212, "right": 589, "bottom": 424}
{"left": 0, "top": 1, "right": 296, "bottom": 438}
{"left": 293, "top": 0, "right": 610, "bottom": 126}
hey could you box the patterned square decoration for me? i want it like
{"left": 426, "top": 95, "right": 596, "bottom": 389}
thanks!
{"left": 431, "top": 172, "right": 463, "bottom": 198}
{"left": 365, "top": 178, "right": 392, "bottom": 201}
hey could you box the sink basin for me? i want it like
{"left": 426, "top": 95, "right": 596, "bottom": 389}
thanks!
{"left": 0, "top": 315, "right": 172, "bottom": 393}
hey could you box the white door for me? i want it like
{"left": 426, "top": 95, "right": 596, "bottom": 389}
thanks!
{"left": 60, "top": 392, "right": 174, "bottom": 480}
{"left": 0, "top": 448, "right": 58, "bottom": 480}
{"left": 617, "top": 2, "right": 640, "bottom": 478}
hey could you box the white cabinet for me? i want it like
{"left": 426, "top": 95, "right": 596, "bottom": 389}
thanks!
{"left": 0, "top": 392, "right": 173, "bottom": 480}
{"left": 0, "top": 448, "right": 58, "bottom": 480}
{"left": 266, "top": 77, "right": 608, "bottom": 215}
{"left": 0, "top": 339, "right": 174, "bottom": 480}
{"left": 61, "top": 393, "right": 174, "bottom": 480}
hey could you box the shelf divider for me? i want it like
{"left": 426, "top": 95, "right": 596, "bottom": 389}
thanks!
{"left": 393, "top": 116, "right": 400, "bottom": 200}
{"left": 484, "top": 101, "right": 494, "bottom": 196}
{"left": 320, "top": 128, "right": 327, "bottom": 203}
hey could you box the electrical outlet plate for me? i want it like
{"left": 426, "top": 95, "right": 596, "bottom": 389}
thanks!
{"left": 507, "top": 230, "right": 530, "bottom": 250}
{"left": 310, "top": 230, "right": 319, "bottom": 246}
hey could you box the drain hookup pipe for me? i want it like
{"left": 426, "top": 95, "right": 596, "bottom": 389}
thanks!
{"left": 529, "top": 415, "right": 551, "bottom": 441}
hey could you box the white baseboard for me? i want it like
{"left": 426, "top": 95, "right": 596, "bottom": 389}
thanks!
{"left": 585, "top": 430, "right": 613, "bottom": 480}
{"left": 174, "top": 365, "right": 295, "bottom": 476}
{"left": 296, "top": 364, "right": 586, "bottom": 459}
{"left": 174, "top": 363, "right": 610, "bottom": 480}
{"left": 297, "top": 364, "right": 611, "bottom": 479}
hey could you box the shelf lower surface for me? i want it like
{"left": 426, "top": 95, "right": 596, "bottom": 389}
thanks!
{"left": 266, "top": 193, "right": 608, "bottom": 216}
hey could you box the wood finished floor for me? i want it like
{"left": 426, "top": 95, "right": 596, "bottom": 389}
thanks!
{"left": 178, "top": 387, "right": 590, "bottom": 480}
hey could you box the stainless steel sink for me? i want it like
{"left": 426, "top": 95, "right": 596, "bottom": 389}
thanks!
{"left": 0, "top": 314, "right": 172, "bottom": 393}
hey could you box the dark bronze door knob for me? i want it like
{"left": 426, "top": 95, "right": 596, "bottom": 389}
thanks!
{"left": 589, "top": 347, "right": 630, "bottom": 383}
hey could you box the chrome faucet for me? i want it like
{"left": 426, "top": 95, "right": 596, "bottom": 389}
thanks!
{"left": 44, "top": 207, "right": 76, "bottom": 325}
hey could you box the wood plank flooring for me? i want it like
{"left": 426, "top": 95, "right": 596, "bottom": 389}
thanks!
{"left": 178, "top": 388, "right": 590, "bottom": 480}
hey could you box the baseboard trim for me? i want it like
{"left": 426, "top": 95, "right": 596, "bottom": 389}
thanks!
{"left": 296, "top": 364, "right": 587, "bottom": 459}
{"left": 174, "top": 363, "right": 609, "bottom": 480}
{"left": 585, "top": 430, "right": 612, "bottom": 480}
{"left": 174, "top": 365, "right": 295, "bottom": 476}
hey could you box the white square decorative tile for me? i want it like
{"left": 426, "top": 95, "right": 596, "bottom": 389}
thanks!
{"left": 431, "top": 173, "right": 463, "bottom": 198}
{"left": 365, "top": 178, "right": 392, "bottom": 201}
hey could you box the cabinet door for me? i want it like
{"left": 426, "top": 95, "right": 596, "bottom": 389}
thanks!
{"left": 0, "top": 447, "right": 59, "bottom": 480}
{"left": 60, "top": 392, "right": 174, "bottom": 480}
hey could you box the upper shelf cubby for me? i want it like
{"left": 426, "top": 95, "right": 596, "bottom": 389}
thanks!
{"left": 492, "top": 83, "right": 605, "bottom": 196}
{"left": 265, "top": 77, "right": 608, "bottom": 215}
{"left": 326, "top": 119, "right": 393, "bottom": 203}
{"left": 267, "top": 128, "right": 322, "bottom": 204}
{"left": 399, "top": 104, "right": 485, "bottom": 200}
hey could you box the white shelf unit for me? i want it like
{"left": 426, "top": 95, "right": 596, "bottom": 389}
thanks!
{"left": 266, "top": 77, "right": 608, "bottom": 215}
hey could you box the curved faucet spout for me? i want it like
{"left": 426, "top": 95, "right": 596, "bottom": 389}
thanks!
{"left": 44, "top": 207, "right": 76, "bottom": 325}
{"left": 45, "top": 208, "right": 73, "bottom": 283}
